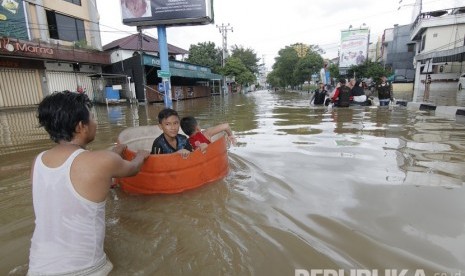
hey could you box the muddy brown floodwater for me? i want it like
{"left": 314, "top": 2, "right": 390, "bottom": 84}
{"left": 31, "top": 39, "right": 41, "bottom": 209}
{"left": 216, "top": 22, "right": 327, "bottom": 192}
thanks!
{"left": 1, "top": 90, "right": 465, "bottom": 275}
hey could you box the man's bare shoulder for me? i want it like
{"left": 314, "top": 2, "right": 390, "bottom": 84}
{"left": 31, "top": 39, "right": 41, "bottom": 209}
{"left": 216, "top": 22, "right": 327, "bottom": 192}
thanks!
{"left": 79, "top": 149, "right": 121, "bottom": 165}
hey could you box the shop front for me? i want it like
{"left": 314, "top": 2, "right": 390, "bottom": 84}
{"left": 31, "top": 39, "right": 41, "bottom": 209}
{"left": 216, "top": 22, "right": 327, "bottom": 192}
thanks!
{"left": 0, "top": 37, "right": 110, "bottom": 107}
{"left": 106, "top": 53, "right": 222, "bottom": 103}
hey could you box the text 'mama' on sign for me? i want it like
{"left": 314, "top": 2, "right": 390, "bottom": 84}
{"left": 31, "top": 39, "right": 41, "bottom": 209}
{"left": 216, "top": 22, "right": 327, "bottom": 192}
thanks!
{"left": 121, "top": 0, "right": 214, "bottom": 27}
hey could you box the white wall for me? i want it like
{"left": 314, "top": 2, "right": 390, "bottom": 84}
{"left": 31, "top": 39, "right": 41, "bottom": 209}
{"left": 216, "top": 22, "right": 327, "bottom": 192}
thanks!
{"left": 423, "top": 24, "right": 465, "bottom": 53}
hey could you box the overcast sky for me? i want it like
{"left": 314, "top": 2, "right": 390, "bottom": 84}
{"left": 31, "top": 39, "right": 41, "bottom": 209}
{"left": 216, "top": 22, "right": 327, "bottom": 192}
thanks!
{"left": 97, "top": 0, "right": 463, "bottom": 69}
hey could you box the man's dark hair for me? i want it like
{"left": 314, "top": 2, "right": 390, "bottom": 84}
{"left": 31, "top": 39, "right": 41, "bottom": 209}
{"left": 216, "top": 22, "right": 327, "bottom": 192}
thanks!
{"left": 339, "top": 78, "right": 346, "bottom": 84}
{"left": 158, "top": 108, "right": 179, "bottom": 123}
{"left": 37, "top": 91, "right": 92, "bottom": 143}
{"left": 180, "top": 116, "right": 198, "bottom": 136}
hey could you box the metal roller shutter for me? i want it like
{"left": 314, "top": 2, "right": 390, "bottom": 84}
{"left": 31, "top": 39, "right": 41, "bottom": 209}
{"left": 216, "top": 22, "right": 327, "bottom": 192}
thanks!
{"left": 46, "top": 71, "right": 95, "bottom": 101}
{"left": 0, "top": 68, "right": 42, "bottom": 107}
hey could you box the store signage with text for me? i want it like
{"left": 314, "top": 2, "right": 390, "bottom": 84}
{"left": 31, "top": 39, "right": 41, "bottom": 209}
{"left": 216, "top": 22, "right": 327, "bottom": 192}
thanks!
{"left": 1, "top": 37, "right": 54, "bottom": 55}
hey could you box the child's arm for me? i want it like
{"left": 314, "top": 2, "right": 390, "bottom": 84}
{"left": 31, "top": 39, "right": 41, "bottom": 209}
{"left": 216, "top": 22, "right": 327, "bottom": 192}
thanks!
{"left": 204, "top": 123, "right": 236, "bottom": 145}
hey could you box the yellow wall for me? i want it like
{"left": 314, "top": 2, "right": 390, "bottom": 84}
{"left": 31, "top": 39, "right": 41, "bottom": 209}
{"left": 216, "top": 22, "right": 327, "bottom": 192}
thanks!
{"left": 25, "top": 3, "right": 39, "bottom": 40}
{"left": 25, "top": 1, "right": 95, "bottom": 46}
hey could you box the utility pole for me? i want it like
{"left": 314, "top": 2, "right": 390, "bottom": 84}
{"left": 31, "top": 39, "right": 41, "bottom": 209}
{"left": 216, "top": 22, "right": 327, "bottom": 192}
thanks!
{"left": 216, "top": 23, "right": 233, "bottom": 94}
{"left": 261, "top": 54, "right": 266, "bottom": 89}
{"left": 137, "top": 26, "right": 147, "bottom": 103}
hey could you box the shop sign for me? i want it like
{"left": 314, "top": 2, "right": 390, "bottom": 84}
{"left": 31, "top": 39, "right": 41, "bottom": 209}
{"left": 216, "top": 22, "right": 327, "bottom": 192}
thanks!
{"left": 1, "top": 37, "right": 54, "bottom": 55}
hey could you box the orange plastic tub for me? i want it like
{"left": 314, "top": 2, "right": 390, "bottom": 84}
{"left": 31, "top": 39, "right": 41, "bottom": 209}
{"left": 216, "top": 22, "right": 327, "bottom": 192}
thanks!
{"left": 116, "top": 126, "right": 229, "bottom": 194}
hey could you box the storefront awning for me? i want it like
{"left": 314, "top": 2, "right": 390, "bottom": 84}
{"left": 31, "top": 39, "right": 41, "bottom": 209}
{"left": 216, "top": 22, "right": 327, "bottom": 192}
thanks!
{"left": 170, "top": 68, "right": 222, "bottom": 80}
{"left": 88, "top": 73, "right": 129, "bottom": 79}
{"left": 143, "top": 54, "right": 222, "bottom": 80}
{"left": 415, "top": 45, "right": 465, "bottom": 62}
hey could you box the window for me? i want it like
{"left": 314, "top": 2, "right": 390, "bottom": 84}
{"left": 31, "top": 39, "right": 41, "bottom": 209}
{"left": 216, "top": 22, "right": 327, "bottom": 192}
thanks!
{"left": 46, "top": 11, "right": 86, "bottom": 43}
{"left": 407, "top": 44, "right": 414, "bottom": 52}
{"left": 63, "top": 0, "right": 81, "bottom": 5}
{"left": 420, "top": 35, "right": 426, "bottom": 52}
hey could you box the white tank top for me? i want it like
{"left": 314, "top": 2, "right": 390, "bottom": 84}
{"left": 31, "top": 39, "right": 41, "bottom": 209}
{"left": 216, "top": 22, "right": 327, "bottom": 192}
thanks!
{"left": 29, "top": 149, "right": 107, "bottom": 274}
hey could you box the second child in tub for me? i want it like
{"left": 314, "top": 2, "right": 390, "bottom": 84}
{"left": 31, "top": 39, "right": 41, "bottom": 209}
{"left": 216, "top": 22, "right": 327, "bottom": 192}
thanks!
{"left": 180, "top": 116, "right": 236, "bottom": 152}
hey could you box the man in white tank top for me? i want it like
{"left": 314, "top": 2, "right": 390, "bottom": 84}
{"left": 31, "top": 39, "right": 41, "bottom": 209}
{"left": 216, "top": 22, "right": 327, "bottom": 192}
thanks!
{"left": 28, "top": 91, "right": 150, "bottom": 275}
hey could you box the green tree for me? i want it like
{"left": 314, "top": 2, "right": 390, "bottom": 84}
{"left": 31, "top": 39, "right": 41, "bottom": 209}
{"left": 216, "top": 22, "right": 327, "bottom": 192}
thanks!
{"left": 186, "top": 42, "right": 222, "bottom": 73}
{"left": 230, "top": 45, "right": 260, "bottom": 74}
{"left": 328, "top": 63, "right": 340, "bottom": 81}
{"left": 346, "top": 60, "right": 390, "bottom": 83}
{"left": 293, "top": 50, "right": 324, "bottom": 85}
{"left": 266, "top": 70, "right": 281, "bottom": 88}
{"left": 222, "top": 57, "right": 255, "bottom": 85}
{"left": 271, "top": 43, "right": 324, "bottom": 90}
{"left": 272, "top": 46, "right": 300, "bottom": 89}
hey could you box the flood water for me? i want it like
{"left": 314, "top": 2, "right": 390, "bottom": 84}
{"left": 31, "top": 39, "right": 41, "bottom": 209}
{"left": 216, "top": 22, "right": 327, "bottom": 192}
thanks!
{"left": 2, "top": 90, "right": 465, "bottom": 275}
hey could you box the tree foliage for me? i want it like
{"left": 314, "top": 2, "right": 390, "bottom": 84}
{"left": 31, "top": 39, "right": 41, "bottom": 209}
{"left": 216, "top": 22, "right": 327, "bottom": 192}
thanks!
{"left": 266, "top": 70, "right": 281, "bottom": 88}
{"left": 222, "top": 57, "right": 255, "bottom": 85}
{"left": 230, "top": 45, "right": 260, "bottom": 74}
{"left": 272, "top": 46, "right": 299, "bottom": 88}
{"left": 186, "top": 41, "right": 222, "bottom": 73}
{"left": 293, "top": 51, "right": 324, "bottom": 84}
{"left": 328, "top": 64, "right": 340, "bottom": 81}
{"left": 346, "top": 60, "right": 391, "bottom": 83}
{"left": 186, "top": 42, "right": 260, "bottom": 87}
{"left": 271, "top": 43, "right": 324, "bottom": 89}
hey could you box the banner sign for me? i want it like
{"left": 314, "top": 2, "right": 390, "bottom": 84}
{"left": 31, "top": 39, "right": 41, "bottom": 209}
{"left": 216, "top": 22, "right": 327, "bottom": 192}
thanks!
{"left": 339, "top": 28, "right": 369, "bottom": 68}
{"left": 121, "top": 0, "right": 213, "bottom": 27}
{"left": 0, "top": 0, "right": 29, "bottom": 40}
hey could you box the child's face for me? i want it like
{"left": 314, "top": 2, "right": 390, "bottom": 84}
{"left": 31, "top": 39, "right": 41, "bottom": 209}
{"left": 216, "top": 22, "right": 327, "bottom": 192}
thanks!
{"left": 159, "top": 115, "right": 180, "bottom": 139}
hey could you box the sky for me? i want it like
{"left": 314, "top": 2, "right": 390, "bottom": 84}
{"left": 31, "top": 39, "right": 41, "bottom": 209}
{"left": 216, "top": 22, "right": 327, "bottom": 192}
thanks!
{"left": 97, "top": 0, "right": 463, "bottom": 69}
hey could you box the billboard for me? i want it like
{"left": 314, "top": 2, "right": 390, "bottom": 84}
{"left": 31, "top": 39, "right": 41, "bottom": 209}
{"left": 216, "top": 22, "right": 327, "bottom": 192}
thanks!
{"left": 339, "top": 28, "right": 369, "bottom": 68}
{"left": 0, "top": 0, "right": 29, "bottom": 40}
{"left": 121, "top": 0, "right": 213, "bottom": 27}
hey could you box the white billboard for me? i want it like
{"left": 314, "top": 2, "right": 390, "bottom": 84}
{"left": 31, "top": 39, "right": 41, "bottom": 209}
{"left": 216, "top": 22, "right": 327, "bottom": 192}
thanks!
{"left": 121, "top": 0, "right": 214, "bottom": 27}
{"left": 339, "top": 28, "right": 369, "bottom": 68}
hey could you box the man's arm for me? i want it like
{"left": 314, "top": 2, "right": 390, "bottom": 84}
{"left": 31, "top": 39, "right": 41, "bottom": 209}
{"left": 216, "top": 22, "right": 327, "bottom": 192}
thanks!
{"left": 72, "top": 149, "right": 149, "bottom": 202}
{"left": 103, "top": 149, "right": 150, "bottom": 178}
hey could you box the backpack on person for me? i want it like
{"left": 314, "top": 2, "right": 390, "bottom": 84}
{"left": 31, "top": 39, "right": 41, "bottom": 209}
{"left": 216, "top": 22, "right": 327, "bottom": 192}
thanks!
{"left": 313, "top": 90, "right": 327, "bottom": 105}
{"left": 338, "top": 85, "right": 351, "bottom": 107}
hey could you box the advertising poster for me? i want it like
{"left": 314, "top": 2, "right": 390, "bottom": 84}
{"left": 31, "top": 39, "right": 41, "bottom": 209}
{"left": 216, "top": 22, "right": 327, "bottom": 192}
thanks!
{"left": 339, "top": 28, "right": 369, "bottom": 68}
{"left": 0, "top": 0, "right": 29, "bottom": 40}
{"left": 121, "top": 0, "right": 213, "bottom": 27}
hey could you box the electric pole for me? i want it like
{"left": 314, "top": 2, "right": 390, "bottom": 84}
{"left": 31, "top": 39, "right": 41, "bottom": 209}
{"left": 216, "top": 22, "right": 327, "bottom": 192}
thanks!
{"left": 216, "top": 23, "right": 233, "bottom": 94}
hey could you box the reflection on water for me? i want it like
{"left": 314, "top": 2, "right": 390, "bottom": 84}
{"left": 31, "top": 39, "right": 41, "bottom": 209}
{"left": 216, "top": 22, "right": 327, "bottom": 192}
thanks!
{"left": 2, "top": 91, "right": 465, "bottom": 275}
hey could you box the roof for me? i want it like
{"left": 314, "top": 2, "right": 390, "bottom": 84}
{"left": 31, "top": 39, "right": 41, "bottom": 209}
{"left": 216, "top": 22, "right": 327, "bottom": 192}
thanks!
{"left": 102, "top": 33, "right": 188, "bottom": 55}
{"left": 170, "top": 68, "right": 222, "bottom": 80}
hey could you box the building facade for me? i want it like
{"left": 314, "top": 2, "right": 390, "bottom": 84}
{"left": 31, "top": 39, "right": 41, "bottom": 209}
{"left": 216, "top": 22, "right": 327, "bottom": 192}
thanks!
{"left": 0, "top": 0, "right": 108, "bottom": 107}
{"left": 411, "top": 7, "right": 465, "bottom": 105}
{"left": 102, "top": 33, "right": 222, "bottom": 103}
{"left": 382, "top": 24, "right": 416, "bottom": 79}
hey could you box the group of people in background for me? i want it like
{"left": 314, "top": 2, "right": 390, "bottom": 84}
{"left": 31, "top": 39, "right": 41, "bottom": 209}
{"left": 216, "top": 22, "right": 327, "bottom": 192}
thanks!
{"left": 310, "top": 75, "right": 393, "bottom": 107}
